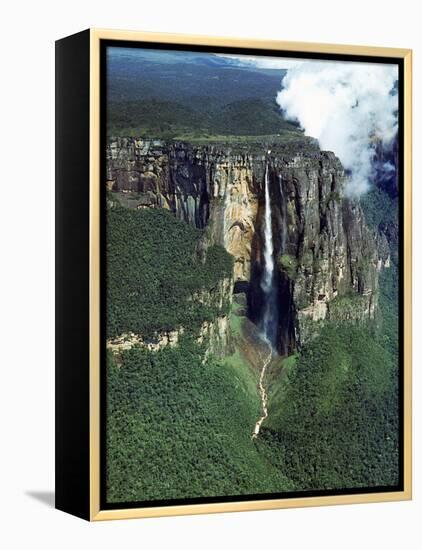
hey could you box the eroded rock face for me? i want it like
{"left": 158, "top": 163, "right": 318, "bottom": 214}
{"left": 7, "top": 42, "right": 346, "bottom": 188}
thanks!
{"left": 107, "top": 329, "right": 182, "bottom": 354}
{"left": 107, "top": 138, "right": 388, "bottom": 349}
{"left": 198, "top": 315, "right": 232, "bottom": 360}
{"left": 107, "top": 273, "right": 234, "bottom": 360}
{"left": 273, "top": 153, "right": 387, "bottom": 345}
{"left": 107, "top": 314, "right": 232, "bottom": 360}
{"left": 107, "top": 139, "right": 261, "bottom": 282}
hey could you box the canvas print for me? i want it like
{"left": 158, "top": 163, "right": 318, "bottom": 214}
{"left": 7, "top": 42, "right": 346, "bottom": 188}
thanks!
{"left": 103, "top": 45, "right": 401, "bottom": 506}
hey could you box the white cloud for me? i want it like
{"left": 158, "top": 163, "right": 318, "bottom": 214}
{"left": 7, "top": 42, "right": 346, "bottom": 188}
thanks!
{"left": 277, "top": 60, "right": 398, "bottom": 195}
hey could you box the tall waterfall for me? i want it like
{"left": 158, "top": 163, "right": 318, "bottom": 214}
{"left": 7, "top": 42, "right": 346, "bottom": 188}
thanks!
{"left": 279, "top": 174, "right": 287, "bottom": 254}
{"left": 261, "top": 166, "right": 274, "bottom": 295}
{"left": 260, "top": 165, "right": 278, "bottom": 347}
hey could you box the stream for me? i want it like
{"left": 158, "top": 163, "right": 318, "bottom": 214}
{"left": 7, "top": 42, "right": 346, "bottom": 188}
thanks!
{"left": 252, "top": 342, "right": 272, "bottom": 439}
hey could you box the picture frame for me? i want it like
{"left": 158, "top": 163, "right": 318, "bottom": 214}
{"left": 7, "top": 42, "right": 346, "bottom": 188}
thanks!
{"left": 55, "top": 28, "right": 412, "bottom": 521}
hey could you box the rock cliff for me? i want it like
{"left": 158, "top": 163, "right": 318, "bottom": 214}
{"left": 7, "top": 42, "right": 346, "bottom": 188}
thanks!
{"left": 107, "top": 138, "right": 389, "bottom": 352}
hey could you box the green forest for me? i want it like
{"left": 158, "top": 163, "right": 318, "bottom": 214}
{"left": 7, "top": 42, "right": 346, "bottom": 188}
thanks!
{"left": 108, "top": 98, "right": 299, "bottom": 140}
{"left": 106, "top": 340, "right": 293, "bottom": 502}
{"left": 106, "top": 206, "right": 233, "bottom": 339}
{"left": 106, "top": 48, "right": 299, "bottom": 140}
{"left": 105, "top": 193, "right": 399, "bottom": 503}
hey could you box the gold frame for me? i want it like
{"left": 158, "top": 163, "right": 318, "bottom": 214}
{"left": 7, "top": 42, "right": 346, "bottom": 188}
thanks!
{"left": 88, "top": 28, "right": 412, "bottom": 521}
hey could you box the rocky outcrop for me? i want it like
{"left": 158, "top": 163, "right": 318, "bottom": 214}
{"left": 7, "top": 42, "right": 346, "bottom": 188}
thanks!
{"left": 107, "top": 329, "right": 182, "bottom": 354}
{"left": 107, "top": 138, "right": 388, "bottom": 351}
{"left": 107, "top": 314, "right": 232, "bottom": 360}
{"left": 198, "top": 315, "right": 232, "bottom": 360}
{"left": 107, "top": 274, "right": 234, "bottom": 360}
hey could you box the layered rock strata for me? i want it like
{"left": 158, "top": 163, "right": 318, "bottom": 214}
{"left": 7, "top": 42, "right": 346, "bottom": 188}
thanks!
{"left": 106, "top": 138, "right": 389, "bottom": 350}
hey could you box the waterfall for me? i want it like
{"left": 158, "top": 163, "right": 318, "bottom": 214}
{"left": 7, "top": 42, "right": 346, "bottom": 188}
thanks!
{"left": 253, "top": 164, "right": 277, "bottom": 438}
{"left": 279, "top": 174, "right": 287, "bottom": 254}
{"left": 261, "top": 166, "right": 274, "bottom": 294}
{"left": 260, "top": 165, "right": 278, "bottom": 347}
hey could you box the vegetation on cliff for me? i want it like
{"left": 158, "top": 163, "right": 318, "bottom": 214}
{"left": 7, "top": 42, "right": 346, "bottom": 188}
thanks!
{"left": 277, "top": 253, "right": 298, "bottom": 280}
{"left": 360, "top": 185, "right": 398, "bottom": 234}
{"left": 106, "top": 206, "right": 233, "bottom": 338}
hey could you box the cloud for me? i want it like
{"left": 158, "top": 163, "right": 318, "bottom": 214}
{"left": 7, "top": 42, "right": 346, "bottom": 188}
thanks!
{"left": 276, "top": 60, "right": 398, "bottom": 196}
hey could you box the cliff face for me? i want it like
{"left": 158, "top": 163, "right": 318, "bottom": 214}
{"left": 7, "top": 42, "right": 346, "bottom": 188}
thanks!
{"left": 107, "top": 139, "right": 260, "bottom": 282}
{"left": 272, "top": 153, "right": 389, "bottom": 345}
{"left": 107, "top": 138, "right": 388, "bottom": 351}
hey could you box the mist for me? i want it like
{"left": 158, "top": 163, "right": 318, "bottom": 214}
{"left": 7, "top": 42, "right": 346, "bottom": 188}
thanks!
{"left": 276, "top": 61, "right": 398, "bottom": 196}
